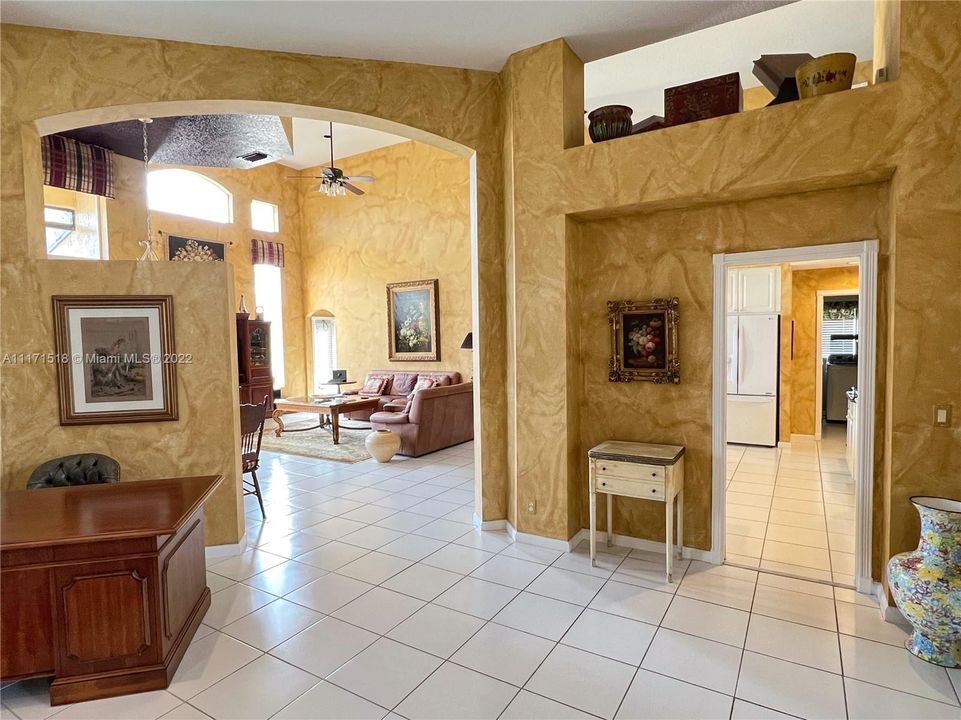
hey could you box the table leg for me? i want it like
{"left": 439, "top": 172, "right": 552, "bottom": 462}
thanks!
{"left": 665, "top": 498, "right": 674, "bottom": 583}
{"left": 677, "top": 489, "right": 684, "bottom": 559}
{"left": 331, "top": 410, "right": 340, "bottom": 444}
{"left": 272, "top": 409, "right": 285, "bottom": 437}
{"left": 606, "top": 492, "right": 613, "bottom": 548}
{"left": 589, "top": 462, "right": 597, "bottom": 567}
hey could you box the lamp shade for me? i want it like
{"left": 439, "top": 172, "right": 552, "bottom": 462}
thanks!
{"left": 460, "top": 332, "right": 473, "bottom": 350}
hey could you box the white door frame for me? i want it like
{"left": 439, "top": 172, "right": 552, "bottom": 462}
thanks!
{"left": 712, "top": 240, "right": 878, "bottom": 594}
{"left": 815, "top": 289, "right": 859, "bottom": 439}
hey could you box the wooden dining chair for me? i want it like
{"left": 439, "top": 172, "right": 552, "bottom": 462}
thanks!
{"left": 240, "top": 396, "right": 269, "bottom": 518}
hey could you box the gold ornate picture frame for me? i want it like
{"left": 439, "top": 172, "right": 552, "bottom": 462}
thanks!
{"left": 608, "top": 297, "right": 680, "bottom": 383}
{"left": 386, "top": 279, "right": 440, "bottom": 362}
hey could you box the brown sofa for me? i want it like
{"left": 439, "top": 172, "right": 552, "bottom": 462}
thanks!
{"left": 345, "top": 370, "right": 461, "bottom": 420}
{"left": 369, "top": 382, "right": 473, "bottom": 457}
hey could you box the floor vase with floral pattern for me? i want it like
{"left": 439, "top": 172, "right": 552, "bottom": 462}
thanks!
{"left": 887, "top": 496, "right": 961, "bottom": 667}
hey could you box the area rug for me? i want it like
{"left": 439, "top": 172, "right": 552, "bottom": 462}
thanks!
{"left": 261, "top": 414, "right": 372, "bottom": 463}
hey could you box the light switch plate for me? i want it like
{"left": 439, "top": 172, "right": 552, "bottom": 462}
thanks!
{"left": 934, "top": 404, "right": 952, "bottom": 427}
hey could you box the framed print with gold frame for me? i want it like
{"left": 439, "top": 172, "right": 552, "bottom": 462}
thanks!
{"left": 386, "top": 279, "right": 440, "bottom": 362}
{"left": 608, "top": 297, "right": 680, "bottom": 383}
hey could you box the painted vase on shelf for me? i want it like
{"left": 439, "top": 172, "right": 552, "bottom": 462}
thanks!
{"left": 887, "top": 496, "right": 961, "bottom": 667}
{"left": 587, "top": 105, "right": 633, "bottom": 143}
{"left": 365, "top": 429, "right": 401, "bottom": 463}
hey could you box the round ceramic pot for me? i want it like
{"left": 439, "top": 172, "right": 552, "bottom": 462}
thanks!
{"left": 587, "top": 105, "right": 633, "bottom": 143}
{"left": 365, "top": 429, "right": 401, "bottom": 463}
{"left": 887, "top": 496, "right": 961, "bottom": 667}
{"left": 795, "top": 52, "right": 857, "bottom": 99}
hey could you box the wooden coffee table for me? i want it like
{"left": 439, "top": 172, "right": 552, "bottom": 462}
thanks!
{"left": 272, "top": 396, "right": 381, "bottom": 444}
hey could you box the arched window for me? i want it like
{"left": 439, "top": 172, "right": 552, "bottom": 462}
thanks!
{"left": 147, "top": 169, "right": 233, "bottom": 223}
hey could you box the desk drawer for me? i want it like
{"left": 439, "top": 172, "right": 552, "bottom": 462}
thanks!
{"left": 595, "top": 474, "right": 665, "bottom": 500}
{"left": 594, "top": 459, "right": 665, "bottom": 483}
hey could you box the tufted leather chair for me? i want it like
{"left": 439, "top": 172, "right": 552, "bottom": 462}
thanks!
{"left": 27, "top": 453, "right": 121, "bottom": 490}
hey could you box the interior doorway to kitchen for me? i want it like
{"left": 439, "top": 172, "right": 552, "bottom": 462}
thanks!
{"left": 712, "top": 241, "right": 878, "bottom": 594}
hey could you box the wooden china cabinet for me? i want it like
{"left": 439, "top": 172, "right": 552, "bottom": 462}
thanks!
{"left": 237, "top": 315, "right": 274, "bottom": 412}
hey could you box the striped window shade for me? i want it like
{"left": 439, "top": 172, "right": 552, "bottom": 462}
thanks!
{"left": 250, "top": 238, "right": 285, "bottom": 268}
{"left": 41, "top": 135, "right": 115, "bottom": 198}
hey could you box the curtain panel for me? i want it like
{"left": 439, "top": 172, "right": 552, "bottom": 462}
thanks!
{"left": 41, "top": 135, "right": 115, "bottom": 198}
{"left": 250, "top": 238, "right": 285, "bottom": 268}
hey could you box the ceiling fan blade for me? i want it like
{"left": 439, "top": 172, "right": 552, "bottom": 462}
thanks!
{"left": 345, "top": 175, "right": 375, "bottom": 182}
{"left": 343, "top": 182, "right": 365, "bottom": 196}
{"left": 286, "top": 175, "right": 324, "bottom": 180}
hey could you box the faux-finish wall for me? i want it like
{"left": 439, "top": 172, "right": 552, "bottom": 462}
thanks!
{"left": 571, "top": 186, "right": 887, "bottom": 553}
{"left": 300, "top": 141, "right": 473, "bottom": 386}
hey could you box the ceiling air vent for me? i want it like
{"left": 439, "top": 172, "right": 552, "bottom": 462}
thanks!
{"left": 238, "top": 151, "right": 269, "bottom": 163}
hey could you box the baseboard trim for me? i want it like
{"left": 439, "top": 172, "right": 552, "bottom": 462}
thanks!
{"left": 472, "top": 513, "right": 507, "bottom": 531}
{"left": 567, "top": 528, "right": 715, "bottom": 562}
{"left": 777, "top": 441, "right": 792, "bottom": 448}
{"left": 204, "top": 533, "right": 247, "bottom": 562}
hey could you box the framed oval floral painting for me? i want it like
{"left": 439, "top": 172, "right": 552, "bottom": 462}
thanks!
{"left": 608, "top": 297, "right": 680, "bottom": 383}
{"left": 387, "top": 279, "right": 440, "bottom": 362}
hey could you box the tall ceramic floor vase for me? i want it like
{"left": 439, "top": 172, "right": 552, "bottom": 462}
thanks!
{"left": 887, "top": 496, "right": 961, "bottom": 667}
{"left": 366, "top": 429, "right": 401, "bottom": 463}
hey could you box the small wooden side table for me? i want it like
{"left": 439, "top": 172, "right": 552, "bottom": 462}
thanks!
{"left": 588, "top": 440, "right": 685, "bottom": 582}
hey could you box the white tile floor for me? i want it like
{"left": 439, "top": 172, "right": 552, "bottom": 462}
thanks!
{"left": 725, "top": 424, "right": 858, "bottom": 586}
{"left": 3, "top": 440, "right": 959, "bottom": 720}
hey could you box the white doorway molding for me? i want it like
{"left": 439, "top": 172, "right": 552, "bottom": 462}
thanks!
{"left": 712, "top": 240, "right": 879, "bottom": 594}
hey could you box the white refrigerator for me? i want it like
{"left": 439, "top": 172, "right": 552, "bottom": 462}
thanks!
{"left": 727, "top": 314, "right": 779, "bottom": 446}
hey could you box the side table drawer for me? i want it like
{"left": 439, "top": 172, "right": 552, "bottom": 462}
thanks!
{"left": 594, "top": 459, "right": 665, "bottom": 483}
{"left": 595, "top": 474, "right": 665, "bottom": 500}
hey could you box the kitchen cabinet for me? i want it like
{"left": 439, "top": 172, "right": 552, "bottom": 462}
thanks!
{"left": 727, "top": 266, "right": 780, "bottom": 314}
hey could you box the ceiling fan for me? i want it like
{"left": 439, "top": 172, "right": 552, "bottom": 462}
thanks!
{"left": 287, "top": 122, "right": 374, "bottom": 196}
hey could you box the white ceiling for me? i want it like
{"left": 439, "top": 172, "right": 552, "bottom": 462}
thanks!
{"left": 2, "top": 0, "right": 788, "bottom": 71}
{"left": 283, "top": 119, "right": 407, "bottom": 171}
{"left": 585, "top": 0, "right": 874, "bottom": 121}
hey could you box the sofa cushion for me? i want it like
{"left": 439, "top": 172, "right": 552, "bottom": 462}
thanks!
{"left": 390, "top": 372, "right": 418, "bottom": 395}
{"left": 407, "top": 376, "right": 437, "bottom": 399}
{"left": 422, "top": 373, "right": 451, "bottom": 387}
{"left": 360, "top": 376, "right": 389, "bottom": 395}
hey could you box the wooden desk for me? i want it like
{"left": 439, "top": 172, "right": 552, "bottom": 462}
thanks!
{"left": 0, "top": 475, "right": 222, "bottom": 705}
{"left": 588, "top": 441, "right": 685, "bottom": 582}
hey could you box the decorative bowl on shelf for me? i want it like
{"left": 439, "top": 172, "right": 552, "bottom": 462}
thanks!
{"left": 795, "top": 52, "right": 857, "bottom": 99}
{"left": 587, "top": 105, "right": 633, "bottom": 143}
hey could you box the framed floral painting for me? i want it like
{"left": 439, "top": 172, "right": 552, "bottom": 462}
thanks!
{"left": 608, "top": 297, "right": 680, "bottom": 383}
{"left": 387, "top": 279, "right": 440, "bottom": 362}
{"left": 52, "top": 295, "right": 179, "bottom": 424}
{"left": 166, "top": 234, "right": 225, "bottom": 262}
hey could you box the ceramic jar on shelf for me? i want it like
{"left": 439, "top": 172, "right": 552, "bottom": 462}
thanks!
{"left": 887, "top": 496, "right": 961, "bottom": 667}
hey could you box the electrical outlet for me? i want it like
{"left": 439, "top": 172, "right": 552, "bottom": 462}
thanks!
{"left": 527, "top": 499, "right": 536, "bottom": 514}
{"left": 934, "top": 404, "right": 952, "bottom": 427}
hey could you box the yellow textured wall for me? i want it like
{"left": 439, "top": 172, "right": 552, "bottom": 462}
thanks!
{"left": 300, "top": 141, "right": 472, "bottom": 387}
{"left": 0, "top": 260, "right": 243, "bottom": 545}
{"left": 0, "top": 23, "right": 509, "bottom": 547}
{"left": 503, "top": 0, "right": 960, "bottom": 585}
{"left": 571, "top": 186, "right": 886, "bottom": 552}
{"left": 789, "top": 267, "right": 860, "bottom": 436}
{"left": 107, "top": 156, "right": 307, "bottom": 396}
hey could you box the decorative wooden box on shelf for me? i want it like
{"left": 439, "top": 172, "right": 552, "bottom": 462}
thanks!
{"left": 237, "top": 314, "right": 274, "bottom": 412}
{"left": 588, "top": 440, "right": 685, "bottom": 582}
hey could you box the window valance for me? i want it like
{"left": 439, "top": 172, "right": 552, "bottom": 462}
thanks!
{"left": 251, "top": 238, "right": 285, "bottom": 268}
{"left": 42, "top": 135, "right": 115, "bottom": 199}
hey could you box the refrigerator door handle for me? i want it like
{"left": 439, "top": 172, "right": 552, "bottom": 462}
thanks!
{"left": 737, "top": 321, "right": 744, "bottom": 389}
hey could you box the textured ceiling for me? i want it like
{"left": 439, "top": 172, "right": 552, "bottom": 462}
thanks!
{"left": 62, "top": 115, "right": 292, "bottom": 168}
